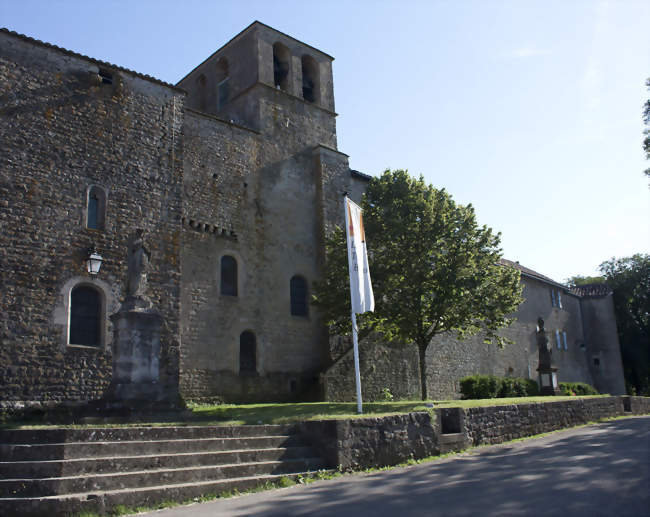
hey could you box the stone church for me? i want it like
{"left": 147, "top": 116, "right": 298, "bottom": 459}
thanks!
{"left": 0, "top": 22, "right": 625, "bottom": 405}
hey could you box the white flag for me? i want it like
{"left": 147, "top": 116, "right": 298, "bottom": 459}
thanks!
{"left": 344, "top": 197, "right": 375, "bottom": 314}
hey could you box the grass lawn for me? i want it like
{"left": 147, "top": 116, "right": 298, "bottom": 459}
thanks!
{"left": 1, "top": 396, "right": 607, "bottom": 429}
{"left": 188, "top": 395, "right": 607, "bottom": 425}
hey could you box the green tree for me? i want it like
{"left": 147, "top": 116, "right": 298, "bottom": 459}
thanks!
{"left": 565, "top": 275, "right": 605, "bottom": 287}
{"left": 642, "top": 79, "right": 650, "bottom": 177}
{"left": 313, "top": 170, "right": 523, "bottom": 400}
{"left": 599, "top": 254, "right": 650, "bottom": 395}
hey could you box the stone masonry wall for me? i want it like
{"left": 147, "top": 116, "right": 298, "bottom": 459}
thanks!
{"left": 298, "top": 412, "right": 437, "bottom": 470}
{"left": 298, "top": 397, "right": 649, "bottom": 471}
{"left": 179, "top": 82, "right": 343, "bottom": 401}
{"left": 0, "top": 32, "right": 184, "bottom": 401}
{"left": 463, "top": 397, "right": 623, "bottom": 445}
{"left": 323, "top": 276, "right": 603, "bottom": 401}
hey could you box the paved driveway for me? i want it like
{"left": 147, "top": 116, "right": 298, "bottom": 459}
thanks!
{"left": 140, "top": 416, "right": 650, "bottom": 517}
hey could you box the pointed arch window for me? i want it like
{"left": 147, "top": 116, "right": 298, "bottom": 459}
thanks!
{"left": 290, "top": 275, "right": 308, "bottom": 316}
{"left": 240, "top": 331, "right": 256, "bottom": 375}
{"left": 69, "top": 285, "right": 102, "bottom": 346}
{"left": 220, "top": 255, "right": 238, "bottom": 296}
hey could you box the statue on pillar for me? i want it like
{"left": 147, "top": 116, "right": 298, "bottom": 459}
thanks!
{"left": 536, "top": 317, "right": 552, "bottom": 369}
{"left": 123, "top": 229, "right": 152, "bottom": 310}
{"left": 536, "top": 317, "right": 560, "bottom": 395}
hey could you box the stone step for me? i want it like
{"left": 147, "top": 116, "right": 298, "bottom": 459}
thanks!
{"left": 0, "top": 446, "right": 317, "bottom": 478}
{"left": 0, "top": 470, "right": 332, "bottom": 517}
{"left": 0, "top": 457, "right": 327, "bottom": 497}
{"left": 0, "top": 424, "right": 296, "bottom": 444}
{"left": 1, "top": 435, "right": 299, "bottom": 461}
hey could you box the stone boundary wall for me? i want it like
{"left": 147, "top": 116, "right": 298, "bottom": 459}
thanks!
{"left": 298, "top": 412, "right": 438, "bottom": 470}
{"left": 299, "top": 396, "right": 650, "bottom": 470}
{"left": 463, "top": 397, "right": 622, "bottom": 446}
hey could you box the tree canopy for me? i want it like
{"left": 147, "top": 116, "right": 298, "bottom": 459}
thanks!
{"left": 642, "top": 79, "right": 650, "bottom": 177}
{"left": 565, "top": 275, "right": 605, "bottom": 287}
{"left": 599, "top": 254, "right": 650, "bottom": 395}
{"left": 313, "top": 169, "right": 523, "bottom": 400}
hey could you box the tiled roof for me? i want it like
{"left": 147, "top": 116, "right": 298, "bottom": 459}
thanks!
{"left": 569, "top": 284, "right": 612, "bottom": 297}
{"left": 350, "top": 169, "right": 373, "bottom": 181}
{"left": 0, "top": 28, "right": 184, "bottom": 92}
{"left": 499, "top": 258, "right": 566, "bottom": 289}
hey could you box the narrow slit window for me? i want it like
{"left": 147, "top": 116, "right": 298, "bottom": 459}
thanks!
{"left": 88, "top": 192, "right": 99, "bottom": 229}
{"left": 220, "top": 255, "right": 238, "bottom": 296}
{"left": 86, "top": 186, "right": 106, "bottom": 231}
{"left": 216, "top": 58, "right": 229, "bottom": 110}
{"left": 290, "top": 275, "right": 308, "bottom": 316}
{"left": 555, "top": 329, "right": 561, "bottom": 349}
{"left": 239, "top": 331, "right": 256, "bottom": 375}
{"left": 562, "top": 331, "right": 568, "bottom": 350}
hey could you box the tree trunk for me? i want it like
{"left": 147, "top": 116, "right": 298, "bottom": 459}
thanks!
{"left": 418, "top": 342, "right": 428, "bottom": 401}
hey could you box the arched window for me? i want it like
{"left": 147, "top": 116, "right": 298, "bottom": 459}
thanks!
{"left": 86, "top": 186, "right": 106, "bottom": 231}
{"left": 301, "top": 55, "right": 319, "bottom": 104}
{"left": 273, "top": 42, "right": 290, "bottom": 91}
{"left": 69, "top": 285, "right": 102, "bottom": 346}
{"left": 240, "top": 331, "right": 256, "bottom": 375}
{"left": 216, "top": 58, "right": 229, "bottom": 110}
{"left": 196, "top": 73, "right": 207, "bottom": 112}
{"left": 290, "top": 275, "right": 308, "bottom": 316}
{"left": 220, "top": 255, "right": 238, "bottom": 296}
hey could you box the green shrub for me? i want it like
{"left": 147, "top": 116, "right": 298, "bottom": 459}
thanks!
{"left": 460, "top": 374, "right": 539, "bottom": 399}
{"left": 559, "top": 382, "right": 598, "bottom": 396}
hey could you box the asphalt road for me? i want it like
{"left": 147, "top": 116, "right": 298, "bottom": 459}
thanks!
{"left": 140, "top": 416, "right": 650, "bottom": 517}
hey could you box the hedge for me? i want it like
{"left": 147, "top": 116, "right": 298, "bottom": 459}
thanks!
{"left": 559, "top": 382, "right": 599, "bottom": 396}
{"left": 460, "top": 374, "right": 539, "bottom": 399}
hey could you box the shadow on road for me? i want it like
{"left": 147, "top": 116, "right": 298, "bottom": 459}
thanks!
{"left": 152, "top": 417, "right": 650, "bottom": 517}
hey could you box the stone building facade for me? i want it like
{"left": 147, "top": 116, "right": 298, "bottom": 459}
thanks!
{"left": 0, "top": 22, "right": 626, "bottom": 404}
{"left": 324, "top": 262, "right": 626, "bottom": 400}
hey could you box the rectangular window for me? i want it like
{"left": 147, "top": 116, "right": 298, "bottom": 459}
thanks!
{"left": 555, "top": 329, "right": 561, "bottom": 349}
{"left": 551, "top": 289, "right": 563, "bottom": 309}
{"left": 562, "top": 331, "right": 568, "bottom": 350}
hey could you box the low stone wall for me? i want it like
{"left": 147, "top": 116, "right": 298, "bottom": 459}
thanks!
{"left": 300, "top": 396, "right": 650, "bottom": 469}
{"left": 298, "top": 412, "right": 438, "bottom": 470}
{"left": 627, "top": 395, "right": 650, "bottom": 414}
{"left": 463, "top": 397, "right": 623, "bottom": 446}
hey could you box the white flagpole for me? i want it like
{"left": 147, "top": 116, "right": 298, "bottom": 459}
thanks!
{"left": 351, "top": 312, "right": 363, "bottom": 414}
{"left": 344, "top": 195, "right": 363, "bottom": 414}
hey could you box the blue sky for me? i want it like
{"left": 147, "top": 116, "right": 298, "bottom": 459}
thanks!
{"left": 2, "top": 0, "right": 648, "bottom": 282}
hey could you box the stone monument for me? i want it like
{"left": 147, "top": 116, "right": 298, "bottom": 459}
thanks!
{"left": 98, "top": 229, "right": 184, "bottom": 414}
{"left": 536, "top": 317, "right": 561, "bottom": 396}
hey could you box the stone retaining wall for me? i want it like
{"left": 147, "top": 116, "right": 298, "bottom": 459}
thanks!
{"left": 300, "top": 396, "right": 650, "bottom": 470}
{"left": 298, "top": 412, "right": 437, "bottom": 470}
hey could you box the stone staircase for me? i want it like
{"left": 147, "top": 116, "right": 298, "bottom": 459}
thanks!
{"left": 0, "top": 424, "right": 330, "bottom": 516}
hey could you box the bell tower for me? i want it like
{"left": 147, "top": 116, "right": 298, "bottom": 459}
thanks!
{"left": 177, "top": 21, "right": 338, "bottom": 149}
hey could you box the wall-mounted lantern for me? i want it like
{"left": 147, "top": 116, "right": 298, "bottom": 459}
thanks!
{"left": 86, "top": 246, "right": 103, "bottom": 276}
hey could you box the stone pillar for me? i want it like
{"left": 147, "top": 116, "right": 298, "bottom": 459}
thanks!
{"left": 104, "top": 309, "right": 164, "bottom": 403}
